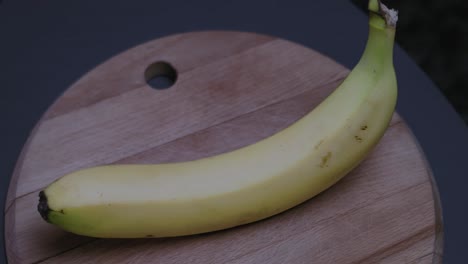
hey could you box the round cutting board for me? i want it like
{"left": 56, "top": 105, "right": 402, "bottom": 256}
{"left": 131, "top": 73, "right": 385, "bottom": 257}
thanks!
{"left": 5, "top": 31, "right": 443, "bottom": 264}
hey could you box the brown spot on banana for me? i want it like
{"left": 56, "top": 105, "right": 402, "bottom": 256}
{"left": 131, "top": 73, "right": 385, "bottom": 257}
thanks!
{"left": 354, "top": 135, "right": 363, "bottom": 142}
{"left": 320, "top": 152, "right": 332, "bottom": 168}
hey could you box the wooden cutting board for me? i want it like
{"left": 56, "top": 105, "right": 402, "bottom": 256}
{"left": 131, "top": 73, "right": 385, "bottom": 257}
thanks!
{"left": 5, "top": 31, "right": 443, "bottom": 264}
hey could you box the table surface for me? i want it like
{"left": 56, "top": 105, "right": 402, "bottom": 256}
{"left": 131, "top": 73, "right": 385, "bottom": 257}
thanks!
{"left": 1, "top": 0, "right": 467, "bottom": 263}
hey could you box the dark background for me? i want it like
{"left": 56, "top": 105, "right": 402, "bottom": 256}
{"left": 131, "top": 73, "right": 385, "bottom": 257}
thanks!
{"left": 353, "top": 0, "right": 468, "bottom": 124}
{"left": 1, "top": 0, "right": 467, "bottom": 263}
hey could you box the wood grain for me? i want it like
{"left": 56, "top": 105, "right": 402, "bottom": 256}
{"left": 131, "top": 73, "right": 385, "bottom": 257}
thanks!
{"left": 4, "top": 31, "right": 442, "bottom": 264}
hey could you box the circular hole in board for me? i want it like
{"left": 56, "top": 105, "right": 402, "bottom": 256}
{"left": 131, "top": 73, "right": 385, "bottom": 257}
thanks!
{"left": 144, "top": 61, "right": 177, "bottom": 90}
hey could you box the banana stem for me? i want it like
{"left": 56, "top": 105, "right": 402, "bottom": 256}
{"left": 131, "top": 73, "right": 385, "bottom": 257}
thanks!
{"left": 368, "top": 0, "right": 399, "bottom": 29}
{"left": 358, "top": 0, "right": 398, "bottom": 71}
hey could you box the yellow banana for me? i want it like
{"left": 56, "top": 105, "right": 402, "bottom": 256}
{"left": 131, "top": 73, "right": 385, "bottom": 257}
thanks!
{"left": 38, "top": 0, "right": 398, "bottom": 238}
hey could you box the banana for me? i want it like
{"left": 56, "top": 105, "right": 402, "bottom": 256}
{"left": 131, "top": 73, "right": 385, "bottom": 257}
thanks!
{"left": 38, "top": 0, "right": 398, "bottom": 238}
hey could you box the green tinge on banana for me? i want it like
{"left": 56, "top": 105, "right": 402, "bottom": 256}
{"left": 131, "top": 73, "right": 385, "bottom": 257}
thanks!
{"left": 38, "top": 0, "right": 398, "bottom": 238}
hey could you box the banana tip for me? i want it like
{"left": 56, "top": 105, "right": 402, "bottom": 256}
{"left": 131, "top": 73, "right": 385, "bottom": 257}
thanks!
{"left": 380, "top": 2, "right": 399, "bottom": 28}
{"left": 38, "top": 191, "right": 50, "bottom": 222}
{"left": 369, "top": 0, "right": 399, "bottom": 28}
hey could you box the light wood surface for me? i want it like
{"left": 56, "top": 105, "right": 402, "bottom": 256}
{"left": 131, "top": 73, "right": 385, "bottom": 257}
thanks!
{"left": 4, "top": 31, "right": 443, "bottom": 264}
